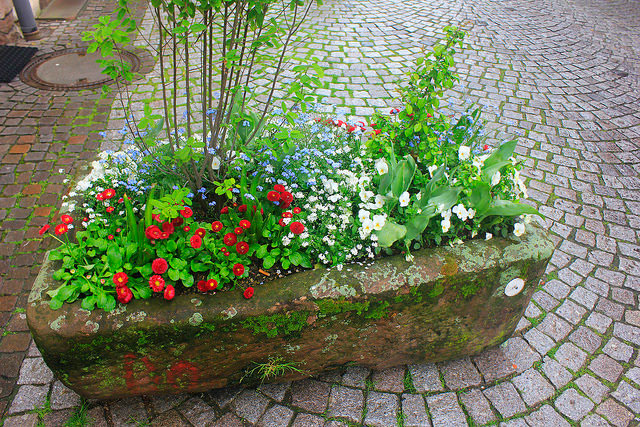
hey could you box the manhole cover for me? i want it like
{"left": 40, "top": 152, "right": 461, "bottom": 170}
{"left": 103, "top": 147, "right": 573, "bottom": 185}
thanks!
{"left": 20, "top": 48, "right": 143, "bottom": 90}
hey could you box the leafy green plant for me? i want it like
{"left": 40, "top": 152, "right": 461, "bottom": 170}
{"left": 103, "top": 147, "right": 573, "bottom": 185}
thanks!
{"left": 64, "top": 400, "right": 91, "bottom": 427}
{"left": 241, "top": 356, "right": 303, "bottom": 383}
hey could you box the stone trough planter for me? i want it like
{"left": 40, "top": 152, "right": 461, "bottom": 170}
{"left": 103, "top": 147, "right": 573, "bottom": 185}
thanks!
{"left": 27, "top": 224, "right": 553, "bottom": 399}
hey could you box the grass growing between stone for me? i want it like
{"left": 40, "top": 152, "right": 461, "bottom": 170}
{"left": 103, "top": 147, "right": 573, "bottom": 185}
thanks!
{"left": 64, "top": 399, "right": 90, "bottom": 427}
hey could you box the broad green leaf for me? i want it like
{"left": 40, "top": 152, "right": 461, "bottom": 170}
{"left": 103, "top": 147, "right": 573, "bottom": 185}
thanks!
{"left": 263, "top": 255, "right": 276, "bottom": 269}
{"left": 483, "top": 139, "right": 517, "bottom": 170}
{"left": 480, "top": 200, "right": 542, "bottom": 220}
{"left": 469, "top": 182, "right": 491, "bottom": 214}
{"left": 404, "top": 206, "right": 438, "bottom": 243}
{"left": 290, "top": 252, "right": 303, "bottom": 266}
{"left": 168, "top": 268, "right": 180, "bottom": 281}
{"left": 107, "top": 245, "right": 123, "bottom": 270}
{"left": 49, "top": 298, "right": 63, "bottom": 310}
{"left": 81, "top": 296, "right": 97, "bottom": 311}
{"left": 256, "top": 244, "right": 268, "bottom": 258}
{"left": 374, "top": 221, "right": 407, "bottom": 248}
{"left": 391, "top": 155, "right": 416, "bottom": 197}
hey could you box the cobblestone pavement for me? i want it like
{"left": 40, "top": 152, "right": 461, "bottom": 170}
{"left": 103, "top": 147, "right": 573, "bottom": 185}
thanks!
{"left": 2, "top": 0, "right": 640, "bottom": 425}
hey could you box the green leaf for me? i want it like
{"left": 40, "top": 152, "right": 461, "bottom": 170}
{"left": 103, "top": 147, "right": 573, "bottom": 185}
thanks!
{"left": 168, "top": 268, "right": 180, "bottom": 281}
{"left": 480, "top": 200, "right": 541, "bottom": 220}
{"left": 281, "top": 258, "right": 291, "bottom": 270}
{"left": 49, "top": 298, "right": 63, "bottom": 310}
{"left": 107, "top": 245, "right": 123, "bottom": 271}
{"left": 290, "top": 252, "right": 303, "bottom": 266}
{"left": 374, "top": 221, "right": 407, "bottom": 248}
{"left": 483, "top": 139, "right": 517, "bottom": 170}
{"left": 469, "top": 182, "right": 491, "bottom": 215}
{"left": 81, "top": 296, "right": 97, "bottom": 311}
{"left": 166, "top": 240, "right": 177, "bottom": 252}
{"left": 263, "top": 255, "right": 276, "bottom": 269}
{"left": 404, "top": 206, "right": 438, "bottom": 243}
{"left": 391, "top": 155, "right": 417, "bottom": 197}
{"left": 256, "top": 244, "right": 268, "bottom": 258}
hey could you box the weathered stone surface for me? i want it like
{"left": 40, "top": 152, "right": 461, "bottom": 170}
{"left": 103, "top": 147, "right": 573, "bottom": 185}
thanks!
{"left": 363, "top": 392, "right": 399, "bottom": 427}
{"left": 27, "top": 226, "right": 553, "bottom": 399}
{"left": 327, "top": 385, "right": 364, "bottom": 423}
{"left": 460, "top": 389, "right": 495, "bottom": 425}
{"left": 401, "top": 394, "right": 430, "bottom": 427}
{"left": 426, "top": 393, "right": 467, "bottom": 427}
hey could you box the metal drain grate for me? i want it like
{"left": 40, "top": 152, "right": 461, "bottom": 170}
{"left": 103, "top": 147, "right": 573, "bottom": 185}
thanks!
{"left": 0, "top": 45, "right": 38, "bottom": 83}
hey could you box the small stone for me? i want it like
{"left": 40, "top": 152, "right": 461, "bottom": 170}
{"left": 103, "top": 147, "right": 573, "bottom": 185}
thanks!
{"left": 8, "top": 385, "right": 49, "bottom": 414}
{"left": 589, "top": 354, "right": 623, "bottom": 382}
{"left": 341, "top": 366, "right": 369, "bottom": 389}
{"left": 2, "top": 413, "right": 39, "bottom": 427}
{"left": 511, "top": 368, "right": 554, "bottom": 406}
{"left": 110, "top": 397, "right": 149, "bottom": 426}
{"left": 626, "top": 367, "right": 640, "bottom": 386}
{"left": 291, "top": 413, "right": 325, "bottom": 427}
{"left": 363, "top": 391, "right": 399, "bottom": 427}
{"left": 426, "top": 393, "right": 467, "bottom": 427}
{"left": 86, "top": 407, "right": 108, "bottom": 427}
{"left": 554, "top": 342, "right": 587, "bottom": 372}
{"left": 50, "top": 380, "right": 81, "bottom": 410}
{"left": 574, "top": 374, "right": 610, "bottom": 404}
{"left": 542, "top": 357, "right": 572, "bottom": 388}
{"left": 401, "top": 394, "right": 430, "bottom": 427}
{"left": 327, "top": 385, "right": 364, "bottom": 424}
{"left": 372, "top": 366, "right": 405, "bottom": 392}
{"left": 483, "top": 382, "right": 526, "bottom": 418}
{"left": 440, "top": 357, "right": 481, "bottom": 389}
{"left": 16, "top": 357, "right": 54, "bottom": 385}
{"left": 231, "top": 390, "right": 270, "bottom": 423}
{"left": 209, "top": 386, "right": 241, "bottom": 409}
{"left": 525, "top": 404, "right": 570, "bottom": 427}
{"left": 554, "top": 388, "right": 593, "bottom": 421}
{"left": 259, "top": 382, "right": 291, "bottom": 402}
{"left": 178, "top": 397, "right": 217, "bottom": 426}
{"left": 257, "top": 404, "right": 294, "bottom": 427}
{"left": 291, "top": 379, "right": 330, "bottom": 413}
{"left": 602, "top": 338, "right": 633, "bottom": 362}
{"left": 556, "top": 300, "right": 587, "bottom": 324}
{"left": 538, "top": 313, "right": 572, "bottom": 341}
{"left": 149, "top": 394, "right": 188, "bottom": 414}
{"left": 42, "top": 409, "right": 74, "bottom": 427}
{"left": 585, "top": 312, "right": 613, "bottom": 334}
{"left": 611, "top": 381, "right": 640, "bottom": 413}
{"left": 502, "top": 337, "right": 540, "bottom": 373}
{"left": 409, "top": 364, "right": 442, "bottom": 393}
{"left": 596, "top": 398, "right": 634, "bottom": 427}
{"left": 569, "top": 326, "right": 603, "bottom": 353}
{"left": 460, "top": 389, "right": 495, "bottom": 425}
{"left": 524, "top": 327, "right": 556, "bottom": 355}
{"left": 473, "top": 347, "right": 516, "bottom": 382}
{"left": 212, "top": 412, "right": 243, "bottom": 427}
{"left": 613, "top": 323, "right": 640, "bottom": 346}
{"left": 500, "top": 418, "right": 528, "bottom": 427}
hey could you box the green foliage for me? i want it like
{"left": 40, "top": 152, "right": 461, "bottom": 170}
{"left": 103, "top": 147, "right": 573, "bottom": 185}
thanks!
{"left": 241, "top": 356, "right": 303, "bottom": 383}
{"left": 64, "top": 400, "right": 91, "bottom": 427}
{"left": 241, "top": 311, "right": 309, "bottom": 338}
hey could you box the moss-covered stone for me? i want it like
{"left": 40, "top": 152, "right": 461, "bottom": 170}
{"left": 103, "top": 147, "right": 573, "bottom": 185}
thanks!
{"left": 27, "top": 224, "right": 554, "bottom": 399}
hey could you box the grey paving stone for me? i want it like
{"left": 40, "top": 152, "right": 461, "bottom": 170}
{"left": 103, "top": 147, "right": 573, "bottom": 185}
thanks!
{"left": 499, "top": 419, "right": 528, "bottom": 427}
{"left": 291, "top": 413, "right": 325, "bottom": 427}
{"left": 212, "top": 412, "right": 243, "bottom": 427}
{"left": 341, "top": 366, "right": 369, "bottom": 389}
{"left": 372, "top": 366, "right": 405, "bottom": 393}
{"left": 86, "top": 406, "right": 109, "bottom": 427}
{"left": 613, "top": 322, "right": 640, "bottom": 346}
{"left": 596, "top": 299, "right": 625, "bottom": 321}
{"left": 440, "top": 357, "right": 481, "bottom": 390}
{"left": 556, "top": 299, "right": 587, "bottom": 324}
{"left": 8, "top": 384, "right": 49, "bottom": 414}
{"left": 574, "top": 374, "right": 610, "bottom": 405}
{"left": 178, "top": 397, "right": 218, "bottom": 426}
{"left": 259, "top": 382, "right": 291, "bottom": 402}
{"left": 409, "top": 364, "right": 443, "bottom": 393}
{"left": 363, "top": 391, "right": 399, "bottom": 427}
{"left": 209, "top": 386, "right": 242, "bottom": 409}
{"left": 554, "top": 342, "right": 588, "bottom": 372}
{"left": 525, "top": 404, "right": 570, "bottom": 427}
{"left": 585, "top": 311, "right": 613, "bottom": 333}
{"left": 401, "top": 394, "right": 430, "bottom": 427}
{"left": 16, "top": 357, "right": 54, "bottom": 385}
{"left": 538, "top": 313, "right": 572, "bottom": 341}
{"left": 569, "top": 325, "right": 603, "bottom": 353}
{"left": 2, "top": 413, "right": 39, "bottom": 427}
{"left": 502, "top": 337, "right": 541, "bottom": 373}
{"left": 152, "top": 409, "right": 191, "bottom": 427}
{"left": 626, "top": 310, "right": 640, "bottom": 326}
{"left": 327, "top": 385, "right": 364, "bottom": 424}
{"left": 580, "top": 413, "right": 611, "bottom": 426}
{"left": 231, "top": 389, "right": 271, "bottom": 423}
{"left": 524, "top": 327, "right": 556, "bottom": 355}
{"left": 50, "top": 380, "right": 81, "bottom": 410}
{"left": 511, "top": 368, "right": 555, "bottom": 406}
{"left": 554, "top": 388, "right": 594, "bottom": 422}
{"left": 596, "top": 398, "right": 634, "bottom": 427}
{"left": 425, "top": 393, "right": 467, "bottom": 427}
{"left": 483, "top": 382, "right": 527, "bottom": 418}
{"left": 257, "top": 404, "right": 295, "bottom": 427}
{"left": 459, "top": 389, "right": 495, "bottom": 425}
{"left": 473, "top": 347, "right": 516, "bottom": 382}
{"left": 291, "top": 379, "right": 331, "bottom": 413}
{"left": 589, "top": 354, "right": 624, "bottom": 382}
{"left": 570, "top": 286, "right": 598, "bottom": 310}
{"left": 110, "top": 397, "right": 149, "bottom": 426}
{"left": 626, "top": 367, "right": 640, "bottom": 386}
{"left": 602, "top": 337, "right": 634, "bottom": 363}
{"left": 611, "top": 381, "right": 640, "bottom": 414}
{"left": 149, "top": 393, "right": 189, "bottom": 414}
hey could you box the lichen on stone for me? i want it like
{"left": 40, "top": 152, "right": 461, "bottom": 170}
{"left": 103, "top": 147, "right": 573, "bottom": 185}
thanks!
{"left": 49, "top": 315, "right": 66, "bottom": 331}
{"left": 189, "top": 313, "right": 203, "bottom": 326}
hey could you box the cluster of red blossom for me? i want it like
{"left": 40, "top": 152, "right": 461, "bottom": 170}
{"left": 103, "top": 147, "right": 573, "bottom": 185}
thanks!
{"left": 39, "top": 214, "right": 73, "bottom": 236}
{"left": 266, "top": 184, "right": 294, "bottom": 208}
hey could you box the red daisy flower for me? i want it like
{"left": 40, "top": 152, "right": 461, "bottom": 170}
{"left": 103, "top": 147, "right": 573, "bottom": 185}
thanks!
{"left": 290, "top": 221, "right": 305, "bottom": 235}
{"left": 223, "top": 233, "right": 237, "bottom": 246}
{"left": 162, "top": 222, "right": 175, "bottom": 234}
{"left": 197, "top": 280, "right": 207, "bottom": 293}
{"left": 293, "top": 207, "right": 302, "bottom": 214}
{"left": 195, "top": 227, "right": 206, "bottom": 238}
{"left": 282, "top": 211, "right": 293, "bottom": 218}
{"left": 183, "top": 226, "right": 191, "bottom": 232}
{"left": 220, "top": 206, "right": 229, "bottom": 214}
{"left": 116, "top": 286, "right": 133, "bottom": 304}
{"left": 39, "top": 224, "right": 50, "bottom": 235}
{"left": 273, "top": 184, "right": 286, "bottom": 192}
{"left": 149, "top": 275, "right": 165, "bottom": 292}
{"left": 145, "top": 225, "right": 162, "bottom": 240}
{"left": 233, "top": 263, "right": 245, "bottom": 276}
{"left": 190, "top": 234, "right": 202, "bottom": 249}
{"left": 164, "top": 284, "right": 175, "bottom": 300}
{"left": 239, "top": 219, "right": 251, "bottom": 229}
{"left": 243, "top": 287, "right": 254, "bottom": 299}
{"left": 61, "top": 214, "right": 73, "bottom": 224}
{"left": 211, "top": 221, "right": 223, "bottom": 232}
{"left": 267, "top": 191, "right": 280, "bottom": 202}
{"left": 205, "top": 279, "right": 218, "bottom": 291}
{"left": 179, "top": 206, "right": 193, "bottom": 219}
{"left": 103, "top": 188, "right": 116, "bottom": 199}
{"left": 236, "top": 241, "right": 249, "bottom": 255}
{"left": 108, "top": 234, "right": 114, "bottom": 240}
{"left": 238, "top": 204, "right": 247, "bottom": 213}
{"left": 151, "top": 258, "right": 168, "bottom": 275}
{"left": 113, "top": 272, "right": 128, "bottom": 286}
{"left": 96, "top": 193, "right": 105, "bottom": 201}
{"left": 171, "top": 217, "right": 184, "bottom": 227}
{"left": 106, "top": 206, "right": 115, "bottom": 213}
{"left": 54, "top": 223, "right": 68, "bottom": 235}
{"left": 234, "top": 227, "right": 243, "bottom": 235}
{"left": 280, "top": 191, "right": 293, "bottom": 206}
{"left": 160, "top": 232, "right": 169, "bottom": 239}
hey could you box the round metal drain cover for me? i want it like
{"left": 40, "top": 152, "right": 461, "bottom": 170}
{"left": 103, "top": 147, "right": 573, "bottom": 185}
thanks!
{"left": 20, "top": 48, "right": 143, "bottom": 90}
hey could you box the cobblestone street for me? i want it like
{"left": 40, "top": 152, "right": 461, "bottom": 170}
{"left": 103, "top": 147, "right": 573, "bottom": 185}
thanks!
{"left": 1, "top": 0, "right": 639, "bottom": 425}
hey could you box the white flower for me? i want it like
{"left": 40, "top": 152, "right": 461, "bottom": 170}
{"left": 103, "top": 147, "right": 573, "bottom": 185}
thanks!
{"left": 416, "top": 192, "right": 422, "bottom": 201}
{"left": 472, "top": 156, "right": 485, "bottom": 172}
{"left": 211, "top": 156, "right": 221, "bottom": 170}
{"left": 373, "top": 194, "right": 384, "bottom": 209}
{"left": 485, "top": 232, "right": 493, "bottom": 240}
{"left": 399, "top": 191, "right": 410, "bottom": 207}
{"left": 359, "top": 190, "right": 374, "bottom": 202}
{"left": 458, "top": 146, "right": 471, "bottom": 161}
{"left": 452, "top": 204, "right": 469, "bottom": 221}
{"left": 428, "top": 164, "right": 438, "bottom": 178}
{"left": 358, "top": 209, "right": 371, "bottom": 222}
{"left": 372, "top": 214, "right": 386, "bottom": 231}
{"left": 514, "top": 223, "right": 525, "bottom": 237}
{"left": 468, "top": 208, "right": 476, "bottom": 219}
{"left": 441, "top": 217, "right": 451, "bottom": 233}
{"left": 324, "top": 179, "right": 339, "bottom": 193}
{"left": 375, "top": 158, "right": 389, "bottom": 175}
{"left": 360, "top": 219, "right": 374, "bottom": 236}
{"left": 491, "top": 171, "right": 501, "bottom": 187}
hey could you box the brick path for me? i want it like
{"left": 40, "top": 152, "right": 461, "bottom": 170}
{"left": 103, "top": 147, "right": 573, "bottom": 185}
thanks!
{"left": 2, "top": 0, "right": 640, "bottom": 425}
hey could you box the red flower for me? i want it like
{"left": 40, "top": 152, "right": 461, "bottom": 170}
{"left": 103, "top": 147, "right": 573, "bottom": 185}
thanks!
{"left": 282, "top": 211, "right": 293, "bottom": 218}
{"left": 290, "top": 221, "right": 305, "bottom": 235}
{"left": 220, "top": 206, "right": 229, "bottom": 214}
{"left": 108, "top": 234, "right": 114, "bottom": 240}
{"left": 195, "top": 227, "right": 206, "bottom": 238}
{"left": 280, "top": 191, "right": 293, "bottom": 205}
{"left": 483, "top": 144, "right": 490, "bottom": 151}
{"left": 118, "top": 197, "right": 124, "bottom": 203}
{"left": 274, "top": 184, "right": 286, "bottom": 192}
{"left": 162, "top": 222, "right": 175, "bottom": 234}
{"left": 233, "top": 263, "right": 245, "bottom": 276}
{"left": 183, "top": 226, "right": 191, "bottom": 232}
{"left": 234, "top": 227, "right": 243, "bottom": 235}
{"left": 54, "top": 223, "right": 68, "bottom": 235}
{"left": 211, "top": 221, "right": 223, "bottom": 232}
{"left": 116, "top": 286, "right": 133, "bottom": 304}
{"left": 103, "top": 188, "right": 116, "bottom": 199}
{"left": 267, "top": 191, "right": 280, "bottom": 202}
{"left": 223, "top": 233, "right": 237, "bottom": 246}
{"left": 152, "top": 214, "right": 162, "bottom": 222}
{"left": 243, "top": 287, "right": 254, "bottom": 299}
{"left": 236, "top": 241, "right": 249, "bottom": 255}
{"left": 152, "top": 258, "right": 168, "bottom": 275}
{"left": 278, "top": 218, "right": 286, "bottom": 227}
{"left": 160, "top": 232, "right": 169, "bottom": 239}
{"left": 374, "top": 129, "right": 381, "bottom": 135}
{"left": 347, "top": 125, "right": 356, "bottom": 133}
{"left": 238, "top": 204, "right": 247, "bottom": 213}
{"left": 113, "top": 272, "right": 128, "bottom": 286}
{"left": 205, "top": 279, "right": 218, "bottom": 291}
{"left": 171, "top": 217, "right": 184, "bottom": 227}
{"left": 106, "top": 206, "right": 115, "bottom": 213}
{"left": 61, "top": 215, "right": 73, "bottom": 224}
{"left": 116, "top": 228, "right": 121, "bottom": 233}
{"left": 96, "top": 193, "right": 105, "bottom": 201}
{"left": 39, "top": 224, "right": 50, "bottom": 235}
{"left": 164, "top": 284, "right": 175, "bottom": 300}
{"left": 190, "top": 234, "right": 202, "bottom": 249}
{"left": 197, "top": 280, "right": 207, "bottom": 293}
{"left": 223, "top": 251, "right": 230, "bottom": 257}
{"left": 145, "top": 225, "right": 162, "bottom": 240}
{"left": 149, "top": 275, "right": 165, "bottom": 292}
{"left": 293, "top": 207, "right": 302, "bottom": 214}
{"left": 179, "top": 206, "right": 193, "bottom": 219}
{"left": 239, "top": 219, "right": 251, "bottom": 229}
